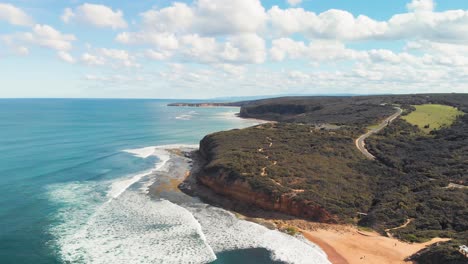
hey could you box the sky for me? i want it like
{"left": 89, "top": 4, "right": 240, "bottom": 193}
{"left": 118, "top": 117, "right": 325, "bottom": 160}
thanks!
{"left": 0, "top": 0, "right": 467, "bottom": 98}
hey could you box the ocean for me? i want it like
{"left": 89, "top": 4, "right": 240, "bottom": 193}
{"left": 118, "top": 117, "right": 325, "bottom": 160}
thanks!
{"left": 0, "top": 99, "right": 329, "bottom": 264}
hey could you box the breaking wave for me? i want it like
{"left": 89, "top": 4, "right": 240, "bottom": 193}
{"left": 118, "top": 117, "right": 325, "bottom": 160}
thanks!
{"left": 47, "top": 145, "right": 330, "bottom": 264}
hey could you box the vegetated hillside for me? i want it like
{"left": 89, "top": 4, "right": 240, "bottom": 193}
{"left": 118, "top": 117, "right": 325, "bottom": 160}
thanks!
{"left": 198, "top": 122, "right": 384, "bottom": 222}
{"left": 191, "top": 93, "right": 467, "bottom": 263}
{"left": 239, "top": 96, "right": 396, "bottom": 126}
{"left": 238, "top": 94, "right": 468, "bottom": 126}
{"left": 365, "top": 105, "right": 468, "bottom": 263}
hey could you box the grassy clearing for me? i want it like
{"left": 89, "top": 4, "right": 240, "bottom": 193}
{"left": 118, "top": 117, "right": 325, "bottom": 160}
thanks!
{"left": 402, "top": 104, "right": 464, "bottom": 133}
{"left": 367, "top": 123, "right": 380, "bottom": 131}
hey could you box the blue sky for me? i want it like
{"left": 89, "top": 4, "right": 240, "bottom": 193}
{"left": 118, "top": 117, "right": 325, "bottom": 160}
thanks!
{"left": 1, "top": 0, "right": 467, "bottom": 98}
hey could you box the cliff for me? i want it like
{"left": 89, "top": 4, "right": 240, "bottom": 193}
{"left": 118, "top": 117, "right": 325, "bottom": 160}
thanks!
{"left": 196, "top": 150, "right": 335, "bottom": 222}
{"left": 194, "top": 123, "right": 378, "bottom": 223}
{"left": 182, "top": 94, "right": 468, "bottom": 263}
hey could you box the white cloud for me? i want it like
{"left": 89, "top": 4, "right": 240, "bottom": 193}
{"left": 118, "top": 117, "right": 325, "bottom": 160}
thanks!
{"left": 267, "top": 3, "right": 468, "bottom": 43}
{"left": 268, "top": 6, "right": 388, "bottom": 41}
{"left": 145, "top": 49, "right": 172, "bottom": 60}
{"left": 116, "top": 32, "right": 179, "bottom": 50}
{"left": 288, "top": 70, "right": 309, "bottom": 80}
{"left": 16, "top": 46, "right": 29, "bottom": 55}
{"left": 61, "top": 8, "right": 74, "bottom": 23}
{"left": 27, "top": 24, "right": 76, "bottom": 51}
{"left": 2, "top": 24, "right": 76, "bottom": 52}
{"left": 0, "top": 3, "right": 33, "bottom": 26}
{"left": 407, "top": 0, "right": 435, "bottom": 12}
{"left": 140, "top": 3, "right": 194, "bottom": 33}
{"left": 287, "top": 0, "right": 302, "bottom": 7}
{"left": 58, "top": 51, "right": 75, "bottom": 63}
{"left": 81, "top": 52, "right": 105, "bottom": 66}
{"left": 80, "top": 48, "right": 139, "bottom": 68}
{"left": 99, "top": 48, "right": 130, "bottom": 61}
{"left": 62, "top": 3, "right": 127, "bottom": 29}
{"left": 270, "top": 38, "right": 365, "bottom": 62}
{"left": 215, "top": 64, "right": 246, "bottom": 76}
{"left": 117, "top": 0, "right": 267, "bottom": 65}
{"left": 180, "top": 33, "right": 265, "bottom": 64}
{"left": 193, "top": 0, "right": 266, "bottom": 35}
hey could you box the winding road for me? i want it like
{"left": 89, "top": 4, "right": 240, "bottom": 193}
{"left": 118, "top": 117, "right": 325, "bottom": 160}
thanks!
{"left": 355, "top": 107, "right": 403, "bottom": 160}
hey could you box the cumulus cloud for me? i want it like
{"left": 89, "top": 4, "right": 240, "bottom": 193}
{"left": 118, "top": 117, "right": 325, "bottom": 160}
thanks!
{"left": 5, "top": 0, "right": 468, "bottom": 97}
{"left": 117, "top": 0, "right": 267, "bottom": 65}
{"left": 81, "top": 52, "right": 105, "bottom": 66}
{"left": 140, "top": 3, "right": 194, "bottom": 33}
{"left": 0, "top": 3, "right": 33, "bottom": 26}
{"left": 407, "top": 0, "right": 435, "bottom": 12}
{"left": 27, "top": 24, "right": 76, "bottom": 51}
{"left": 267, "top": 3, "right": 468, "bottom": 43}
{"left": 193, "top": 0, "right": 266, "bottom": 35}
{"left": 179, "top": 33, "right": 266, "bottom": 64}
{"left": 268, "top": 7, "right": 388, "bottom": 41}
{"left": 287, "top": 0, "right": 302, "bottom": 7}
{"left": 58, "top": 51, "right": 75, "bottom": 63}
{"left": 270, "top": 38, "right": 366, "bottom": 62}
{"left": 145, "top": 49, "right": 172, "bottom": 60}
{"left": 62, "top": 3, "right": 127, "bottom": 29}
{"left": 116, "top": 32, "right": 179, "bottom": 50}
{"left": 2, "top": 24, "right": 76, "bottom": 53}
{"left": 80, "top": 48, "right": 139, "bottom": 68}
{"left": 61, "top": 8, "right": 74, "bottom": 23}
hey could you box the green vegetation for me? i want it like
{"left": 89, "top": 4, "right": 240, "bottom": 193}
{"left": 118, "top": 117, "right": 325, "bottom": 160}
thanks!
{"left": 200, "top": 122, "right": 379, "bottom": 220}
{"left": 284, "top": 226, "right": 299, "bottom": 236}
{"left": 401, "top": 104, "right": 464, "bottom": 133}
{"left": 239, "top": 97, "right": 396, "bottom": 126}
{"left": 366, "top": 123, "right": 380, "bottom": 131}
{"left": 357, "top": 226, "right": 375, "bottom": 233}
{"left": 193, "top": 93, "right": 468, "bottom": 263}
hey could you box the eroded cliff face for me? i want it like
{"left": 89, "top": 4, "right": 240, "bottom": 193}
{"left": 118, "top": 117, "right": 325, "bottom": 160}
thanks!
{"left": 197, "top": 136, "right": 337, "bottom": 223}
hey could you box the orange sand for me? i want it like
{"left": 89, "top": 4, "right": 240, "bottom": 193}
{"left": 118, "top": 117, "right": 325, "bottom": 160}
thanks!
{"left": 300, "top": 225, "right": 450, "bottom": 264}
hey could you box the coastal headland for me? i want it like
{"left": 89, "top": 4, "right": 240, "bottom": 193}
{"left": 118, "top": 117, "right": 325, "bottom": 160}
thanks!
{"left": 174, "top": 94, "right": 468, "bottom": 264}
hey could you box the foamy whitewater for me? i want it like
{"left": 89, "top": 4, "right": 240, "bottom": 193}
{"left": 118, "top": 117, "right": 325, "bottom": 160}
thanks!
{"left": 0, "top": 99, "right": 328, "bottom": 263}
{"left": 48, "top": 145, "right": 330, "bottom": 264}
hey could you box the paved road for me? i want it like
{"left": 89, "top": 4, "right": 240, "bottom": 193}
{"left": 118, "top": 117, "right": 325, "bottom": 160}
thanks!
{"left": 355, "top": 107, "right": 403, "bottom": 160}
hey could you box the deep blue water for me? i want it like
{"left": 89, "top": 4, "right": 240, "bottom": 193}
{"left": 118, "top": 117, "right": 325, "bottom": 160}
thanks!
{"left": 0, "top": 99, "right": 328, "bottom": 264}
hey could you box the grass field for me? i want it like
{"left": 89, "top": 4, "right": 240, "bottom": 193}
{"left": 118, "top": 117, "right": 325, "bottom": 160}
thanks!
{"left": 402, "top": 104, "right": 464, "bottom": 133}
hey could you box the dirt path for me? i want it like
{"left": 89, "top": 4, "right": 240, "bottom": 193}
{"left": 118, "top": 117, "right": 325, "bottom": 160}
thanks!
{"left": 385, "top": 219, "right": 413, "bottom": 238}
{"left": 355, "top": 107, "right": 403, "bottom": 159}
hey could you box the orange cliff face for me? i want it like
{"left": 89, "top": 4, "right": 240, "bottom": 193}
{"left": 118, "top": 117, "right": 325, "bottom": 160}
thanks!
{"left": 196, "top": 132, "right": 339, "bottom": 223}
{"left": 196, "top": 170, "right": 337, "bottom": 223}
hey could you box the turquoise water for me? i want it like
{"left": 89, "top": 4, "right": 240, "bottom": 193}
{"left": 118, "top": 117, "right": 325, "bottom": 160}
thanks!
{"left": 0, "top": 99, "right": 328, "bottom": 264}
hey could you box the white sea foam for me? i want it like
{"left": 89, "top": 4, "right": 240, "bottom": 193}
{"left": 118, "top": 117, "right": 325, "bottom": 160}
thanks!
{"left": 122, "top": 146, "right": 156, "bottom": 158}
{"left": 175, "top": 114, "right": 192, "bottom": 120}
{"left": 175, "top": 110, "right": 200, "bottom": 120}
{"left": 50, "top": 189, "right": 217, "bottom": 264}
{"left": 111, "top": 145, "right": 197, "bottom": 199}
{"left": 185, "top": 204, "right": 330, "bottom": 264}
{"left": 49, "top": 145, "right": 330, "bottom": 264}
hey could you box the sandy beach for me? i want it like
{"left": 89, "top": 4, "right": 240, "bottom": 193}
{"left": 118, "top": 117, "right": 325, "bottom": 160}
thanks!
{"left": 298, "top": 223, "right": 449, "bottom": 264}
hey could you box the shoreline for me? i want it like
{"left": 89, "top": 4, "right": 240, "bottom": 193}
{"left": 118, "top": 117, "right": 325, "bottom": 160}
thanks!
{"left": 153, "top": 110, "right": 450, "bottom": 264}
{"left": 177, "top": 147, "right": 450, "bottom": 264}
